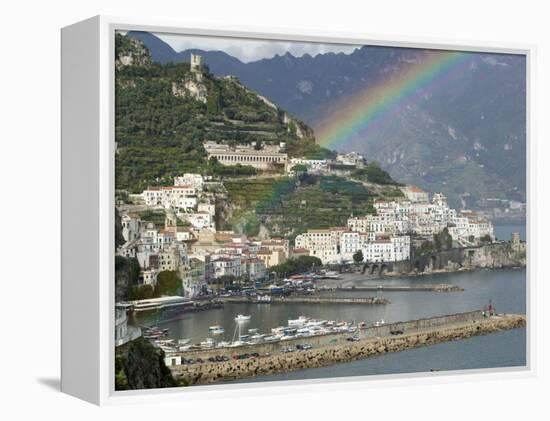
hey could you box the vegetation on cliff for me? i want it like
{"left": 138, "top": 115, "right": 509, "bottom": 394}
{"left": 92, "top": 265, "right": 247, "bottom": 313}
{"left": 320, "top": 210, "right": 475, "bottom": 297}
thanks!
{"left": 224, "top": 173, "right": 402, "bottom": 240}
{"left": 270, "top": 256, "right": 323, "bottom": 277}
{"left": 115, "top": 337, "right": 177, "bottom": 390}
{"left": 115, "top": 33, "right": 326, "bottom": 193}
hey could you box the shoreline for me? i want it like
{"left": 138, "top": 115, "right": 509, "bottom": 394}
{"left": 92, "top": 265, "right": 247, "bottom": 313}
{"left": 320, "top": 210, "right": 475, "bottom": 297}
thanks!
{"left": 170, "top": 312, "right": 526, "bottom": 386}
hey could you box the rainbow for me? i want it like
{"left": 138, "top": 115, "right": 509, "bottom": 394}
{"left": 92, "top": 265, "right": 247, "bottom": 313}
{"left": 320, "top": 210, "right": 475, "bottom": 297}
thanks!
{"left": 316, "top": 50, "right": 474, "bottom": 150}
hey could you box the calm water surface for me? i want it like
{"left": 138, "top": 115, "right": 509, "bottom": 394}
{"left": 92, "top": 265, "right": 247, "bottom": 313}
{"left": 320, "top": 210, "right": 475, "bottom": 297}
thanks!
{"left": 135, "top": 266, "right": 527, "bottom": 382}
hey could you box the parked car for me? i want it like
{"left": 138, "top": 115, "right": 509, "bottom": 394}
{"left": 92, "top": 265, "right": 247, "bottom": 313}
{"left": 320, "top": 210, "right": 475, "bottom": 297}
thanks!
{"left": 296, "top": 344, "right": 313, "bottom": 350}
{"left": 390, "top": 330, "right": 404, "bottom": 335}
{"left": 281, "top": 347, "right": 294, "bottom": 353}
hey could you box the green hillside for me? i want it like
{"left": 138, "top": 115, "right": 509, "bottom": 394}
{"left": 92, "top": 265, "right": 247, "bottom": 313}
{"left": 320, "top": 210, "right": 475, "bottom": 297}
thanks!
{"left": 115, "top": 33, "right": 326, "bottom": 193}
{"left": 224, "top": 174, "right": 402, "bottom": 240}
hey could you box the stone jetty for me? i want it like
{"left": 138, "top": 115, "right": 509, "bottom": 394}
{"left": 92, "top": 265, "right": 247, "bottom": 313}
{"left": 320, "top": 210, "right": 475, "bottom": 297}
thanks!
{"left": 328, "top": 284, "right": 463, "bottom": 292}
{"left": 221, "top": 296, "right": 389, "bottom": 305}
{"left": 170, "top": 312, "right": 526, "bottom": 385}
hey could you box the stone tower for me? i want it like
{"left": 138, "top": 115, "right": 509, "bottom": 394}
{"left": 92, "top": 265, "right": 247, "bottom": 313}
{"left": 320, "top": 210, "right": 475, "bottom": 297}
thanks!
{"left": 511, "top": 232, "right": 521, "bottom": 251}
{"left": 190, "top": 53, "right": 202, "bottom": 73}
{"left": 165, "top": 209, "right": 177, "bottom": 229}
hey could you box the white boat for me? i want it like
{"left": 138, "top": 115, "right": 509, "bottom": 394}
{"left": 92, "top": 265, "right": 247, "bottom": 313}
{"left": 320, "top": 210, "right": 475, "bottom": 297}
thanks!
{"left": 211, "top": 327, "right": 225, "bottom": 335}
{"left": 235, "top": 314, "right": 251, "bottom": 322}
{"left": 200, "top": 338, "right": 216, "bottom": 348}
{"left": 305, "top": 319, "right": 326, "bottom": 327}
{"left": 288, "top": 316, "right": 309, "bottom": 326}
{"left": 264, "top": 335, "right": 279, "bottom": 342}
{"left": 373, "top": 319, "right": 385, "bottom": 327}
{"left": 250, "top": 334, "right": 265, "bottom": 342}
{"left": 178, "top": 338, "right": 191, "bottom": 346}
{"left": 216, "top": 341, "right": 231, "bottom": 348}
{"left": 209, "top": 325, "right": 222, "bottom": 331}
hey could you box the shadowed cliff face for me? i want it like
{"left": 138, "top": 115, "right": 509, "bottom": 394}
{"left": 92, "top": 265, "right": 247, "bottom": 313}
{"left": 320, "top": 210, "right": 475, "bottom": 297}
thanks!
{"left": 115, "top": 338, "right": 177, "bottom": 390}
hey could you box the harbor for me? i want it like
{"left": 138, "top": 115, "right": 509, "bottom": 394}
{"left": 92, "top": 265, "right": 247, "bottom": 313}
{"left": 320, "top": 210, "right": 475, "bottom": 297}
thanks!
{"left": 168, "top": 311, "right": 526, "bottom": 385}
{"left": 129, "top": 266, "right": 526, "bottom": 383}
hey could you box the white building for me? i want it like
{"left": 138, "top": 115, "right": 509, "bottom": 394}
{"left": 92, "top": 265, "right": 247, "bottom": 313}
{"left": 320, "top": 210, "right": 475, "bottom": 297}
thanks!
{"left": 242, "top": 257, "right": 267, "bottom": 282}
{"left": 362, "top": 235, "right": 410, "bottom": 263}
{"left": 142, "top": 185, "right": 197, "bottom": 210}
{"left": 335, "top": 151, "right": 366, "bottom": 167}
{"left": 402, "top": 185, "right": 430, "bottom": 203}
{"left": 174, "top": 173, "right": 204, "bottom": 190}
{"left": 209, "top": 256, "right": 242, "bottom": 279}
{"left": 288, "top": 158, "right": 328, "bottom": 173}
{"left": 294, "top": 228, "right": 348, "bottom": 264}
{"left": 121, "top": 213, "right": 141, "bottom": 242}
{"left": 204, "top": 141, "right": 288, "bottom": 170}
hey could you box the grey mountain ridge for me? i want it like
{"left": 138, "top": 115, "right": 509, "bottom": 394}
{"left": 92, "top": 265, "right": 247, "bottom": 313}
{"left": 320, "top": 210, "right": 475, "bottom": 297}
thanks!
{"left": 126, "top": 31, "right": 526, "bottom": 209}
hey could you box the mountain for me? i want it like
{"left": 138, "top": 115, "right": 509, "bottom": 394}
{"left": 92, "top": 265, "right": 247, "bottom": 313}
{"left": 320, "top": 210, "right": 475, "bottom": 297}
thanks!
{"left": 115, "top": 33, "right": 320, "bottom": 193}
{"left": 126, "top": 31, "right": 526, "bottom": 208}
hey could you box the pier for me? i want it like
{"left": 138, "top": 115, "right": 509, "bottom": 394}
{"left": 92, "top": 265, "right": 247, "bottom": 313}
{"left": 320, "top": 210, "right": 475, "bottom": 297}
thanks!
{"left": 322, "top": 284, "right": 463, "bottom": 293}
{"left": 220, "top": 296, "right": 389, "bottom": 305}
{"left": 169, "top": 311, "right": 526, "bottom": 385}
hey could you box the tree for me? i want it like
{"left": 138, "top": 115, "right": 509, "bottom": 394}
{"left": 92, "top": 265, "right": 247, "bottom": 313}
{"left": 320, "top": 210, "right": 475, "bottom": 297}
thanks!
{"left": 154, "top": 271, "right": 182, "bottom": 296}
{"left": 353, "top": 249, "right": 364, "bottom": 263}
{"left": 291, "top": 164, "right": 308, "bottom": 174}
{"left": 480, "top": 234, "right": 492, "bottom": 243}
{"left": 116, "top": 338, "right": 177, "bottom": 390}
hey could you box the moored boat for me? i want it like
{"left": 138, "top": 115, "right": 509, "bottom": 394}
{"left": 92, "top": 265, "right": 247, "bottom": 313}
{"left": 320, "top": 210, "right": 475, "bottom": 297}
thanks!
{"left": 235, "top": 314, "right": 251, "bottom": 322}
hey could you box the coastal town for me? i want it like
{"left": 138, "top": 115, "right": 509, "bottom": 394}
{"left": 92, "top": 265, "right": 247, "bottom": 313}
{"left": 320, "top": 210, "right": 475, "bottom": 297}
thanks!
{"left": 116, "top": 153, "right": 497, "bottom": 302}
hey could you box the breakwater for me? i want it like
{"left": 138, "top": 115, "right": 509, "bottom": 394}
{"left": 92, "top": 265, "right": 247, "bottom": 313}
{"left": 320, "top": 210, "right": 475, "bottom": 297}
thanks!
{"left": 170, "top": 312, "right": 526, "bottom": 385}
{"left": 323, "top": 284, "right": 463, "bottom": 293}
{"left": 221, "top": 296, "right": 389, "bottom": 305}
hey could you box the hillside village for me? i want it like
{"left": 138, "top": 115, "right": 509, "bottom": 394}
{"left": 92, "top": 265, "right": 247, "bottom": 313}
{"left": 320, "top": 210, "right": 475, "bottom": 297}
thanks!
{"left": 115, "top": 36, "right": 495, "bottom": 301}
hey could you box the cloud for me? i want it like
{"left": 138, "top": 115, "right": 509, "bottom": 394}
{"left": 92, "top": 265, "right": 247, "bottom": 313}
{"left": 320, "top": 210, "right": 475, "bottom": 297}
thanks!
{"left": 155, "top": 32, "right": 360, "bottom": 62}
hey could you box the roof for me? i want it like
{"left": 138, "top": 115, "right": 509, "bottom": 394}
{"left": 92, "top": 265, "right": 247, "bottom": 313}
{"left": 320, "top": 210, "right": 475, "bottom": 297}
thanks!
{"left": 406, "top": 185, "right": 426, "bottom": 193}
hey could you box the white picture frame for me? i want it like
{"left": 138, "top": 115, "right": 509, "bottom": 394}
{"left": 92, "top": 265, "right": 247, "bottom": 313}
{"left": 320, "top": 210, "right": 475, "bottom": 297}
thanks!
{"left": 61, "top": 15, "right": 534, "bottom": 406}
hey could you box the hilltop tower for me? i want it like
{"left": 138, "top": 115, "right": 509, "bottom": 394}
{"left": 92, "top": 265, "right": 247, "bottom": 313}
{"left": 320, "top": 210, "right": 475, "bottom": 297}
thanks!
{"left": 511, "top": 232, "right": 521, "bottom": 251}
{"left": 190, "top": 53, "right": 202, "bottom": 73}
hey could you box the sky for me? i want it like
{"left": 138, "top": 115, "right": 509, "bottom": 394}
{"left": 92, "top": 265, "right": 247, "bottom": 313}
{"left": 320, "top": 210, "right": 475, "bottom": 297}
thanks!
{"left": 155, "top": 32, "right": 361, "bottom": 63}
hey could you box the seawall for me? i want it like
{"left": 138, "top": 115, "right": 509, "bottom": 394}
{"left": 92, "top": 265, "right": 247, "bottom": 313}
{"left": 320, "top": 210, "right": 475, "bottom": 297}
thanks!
{"left": 170, "top": 312, "right": 526, "bottom": 385}
{"left": 222, "top": 296, "right": 389, "bottom": 305}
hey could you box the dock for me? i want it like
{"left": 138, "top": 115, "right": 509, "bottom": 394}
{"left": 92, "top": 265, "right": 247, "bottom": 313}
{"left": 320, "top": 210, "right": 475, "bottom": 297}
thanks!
{"left": 220, "top": 296, "right": 389, "bottom": 305}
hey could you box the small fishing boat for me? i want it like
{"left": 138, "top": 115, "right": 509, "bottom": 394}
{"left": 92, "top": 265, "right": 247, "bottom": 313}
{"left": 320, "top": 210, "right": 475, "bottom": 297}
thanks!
{"left": 373, "top": 319, "right": 385, "bottom": 327}
{"left": 288, "top": 316, "right": 309, "bottom": 326}
{"left": 200, "top": 338, "right": 216, "bottom": 348}
{"left": 209, "top": 325, "right": 222, "bottom": 331}
{"left": 211, "top": 327, "right": 225, "bottom": 335}
{"left": 234, "top": 314, "right": 251, "bottom": 322}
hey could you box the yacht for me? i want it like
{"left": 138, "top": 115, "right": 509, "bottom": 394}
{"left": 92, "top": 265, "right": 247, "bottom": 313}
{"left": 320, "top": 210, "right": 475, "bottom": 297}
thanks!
{"left": 288, "top": 316, "right": 309, "bottom": 326}
{"left": 235, "top": 314, "right": 251, "bottom": 322}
